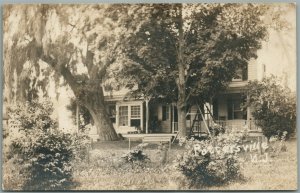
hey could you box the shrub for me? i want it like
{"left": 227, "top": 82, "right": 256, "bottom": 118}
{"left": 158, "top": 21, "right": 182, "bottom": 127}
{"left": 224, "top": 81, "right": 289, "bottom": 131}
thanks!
{"left": 4, "top": 100, "right": 89, "bottom": 190}
{"left": 174, "top": 132, "right": 243, "bottom": 188}
{"left": 268, "top": 131, "right": 288, "bottom": 157}
{"left": 121, "top": 143, "right": 150, "bottom": 169}
{"left": 209, "top": 122, "right": 225, "bottom": 136}
{"left": 71, "top": 126, "right": 92, "bottom": 161}
{"left": 9, "top": 129, "right": 75, "bottom": 190}
{"left": 246, "top": 76, "right": 296, "bottom": 140}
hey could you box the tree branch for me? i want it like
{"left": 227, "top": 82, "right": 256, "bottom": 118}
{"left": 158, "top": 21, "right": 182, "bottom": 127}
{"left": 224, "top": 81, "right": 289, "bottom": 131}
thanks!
{"left": 41, "top": 54, "right": 81, "bottom": 95}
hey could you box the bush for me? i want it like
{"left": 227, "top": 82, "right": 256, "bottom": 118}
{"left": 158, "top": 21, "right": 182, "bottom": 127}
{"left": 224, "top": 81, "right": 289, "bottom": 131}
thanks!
{"left": 71, "top": 131, "right": 92, "bottom": 161}
{"left": 3, "top": 100, "right": 89, "bottom": 190}
{"left": 174, "top": 132, "right": 244, "bottom": 188}
{"left": 246, "top": 76, "right": 296, "bottom": 140}
{"left": 209, "top": 122, "right": 225, "bottom": 136}
{"left": 9, "top": 129, "right": 75, "bottom": 190}
{"left": 121, "top": 143, "right": 150, "bottom": 169}
{"left": 267, "top": 131, "right": 288, "bottom": 157}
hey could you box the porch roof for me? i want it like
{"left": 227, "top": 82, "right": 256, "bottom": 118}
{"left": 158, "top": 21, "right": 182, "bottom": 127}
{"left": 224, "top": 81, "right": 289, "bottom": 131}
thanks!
{"left": 104, "top": 87, "right": 145, "bottom": 102}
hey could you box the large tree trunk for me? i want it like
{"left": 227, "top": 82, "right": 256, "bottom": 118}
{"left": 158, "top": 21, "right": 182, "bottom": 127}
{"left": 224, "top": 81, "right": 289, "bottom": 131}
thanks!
{"left": 42, "top": 55, "right": 119, "bottom": 141}
{"left": 88, "top": 106, "right": 119, "bottom": 141}
{"left": 177, "top": 101, "right": 187, "bottom": 137}
{"left": 176, "top": 4, "right": 187, "bottom": 138}
{"left": 82, "top": 86, "right": 119, "bottom": 141}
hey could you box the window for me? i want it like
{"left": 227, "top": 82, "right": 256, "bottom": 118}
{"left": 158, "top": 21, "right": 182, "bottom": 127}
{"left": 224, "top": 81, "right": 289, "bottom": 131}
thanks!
{"left": 232, "top": 66, "right": 247, "bottom": 81}
{"left": 131, "top": 106, "right": 141, "bottom": 119}
{"left": 162, "top": 106, "right": 169, "bottom": 121}
{"left": 119, "top": 106, "right": 128, "bottom": 126}
{"left": 213, "top": 99, "right": 219, "bottom": 120}
{"left": 108, "top": 105, "right": 116, "bottom": 123}
{"left": 186, "top": 105, "right": 191, "bottom": 120}
{"left": 130, "top": 106, "right": 141, "bottom": 128}
{"left": 227, "top": 95, "right": 246, "bottom": 120}
{"left": 118, "top": 105, "right": 142, "bottom": 127}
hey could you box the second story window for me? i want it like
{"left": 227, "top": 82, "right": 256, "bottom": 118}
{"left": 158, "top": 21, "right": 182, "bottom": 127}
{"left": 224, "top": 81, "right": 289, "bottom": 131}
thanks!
{"left": 232, "top": 66, "right": 247, "bottom": 81}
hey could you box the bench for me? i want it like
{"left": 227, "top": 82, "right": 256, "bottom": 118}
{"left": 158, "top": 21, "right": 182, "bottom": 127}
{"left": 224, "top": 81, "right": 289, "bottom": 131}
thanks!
{"left": 143, "top": 136, "right": 172, "bottom": 151}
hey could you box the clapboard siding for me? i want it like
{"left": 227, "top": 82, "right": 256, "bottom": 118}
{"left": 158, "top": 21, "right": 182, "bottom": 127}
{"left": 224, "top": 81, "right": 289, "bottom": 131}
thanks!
{"left": 248, "top": 59, "right": 257, "bottom": 81}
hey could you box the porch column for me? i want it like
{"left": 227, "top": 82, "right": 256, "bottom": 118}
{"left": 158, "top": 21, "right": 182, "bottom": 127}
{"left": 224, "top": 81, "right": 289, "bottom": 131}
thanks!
{"left": 140, "top": 103, "right": 144, "bottom": 131}
{"left": 116, "top": 103, "right": 119, "bottom": 128}
{"left": 172, "top": 104, "right": 175, "bottom": 133}
{"left": 145, "top": 99, "right": 149, "bottom": 134}
{"left": 246, "top": 93, "right": 251, "bottom": 130}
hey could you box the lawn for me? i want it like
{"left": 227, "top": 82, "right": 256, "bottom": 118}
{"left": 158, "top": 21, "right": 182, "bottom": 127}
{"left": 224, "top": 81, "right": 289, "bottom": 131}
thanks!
{"left": 210, "top": 138, "right": 298, "bottom": 190}
{"left": 72, "top": 138, "right": 297, "bottom": 190}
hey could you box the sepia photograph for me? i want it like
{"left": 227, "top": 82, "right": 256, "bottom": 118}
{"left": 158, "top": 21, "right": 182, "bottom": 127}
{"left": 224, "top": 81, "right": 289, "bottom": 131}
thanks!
{"left": 2, "top": 3, "right": 297, "bottom": 191}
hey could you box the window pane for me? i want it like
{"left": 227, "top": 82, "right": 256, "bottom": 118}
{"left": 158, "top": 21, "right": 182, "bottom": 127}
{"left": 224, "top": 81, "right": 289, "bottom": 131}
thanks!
{"left": 227, "top": 95, "right": 246, "bottom": 120}
{"left": 162, "top": 106, "right": 169, "bottom": 121}
{"left": 131, "top": 119, "right": 141, "bottom": 128}
{"left": 131, "top": 106, "right": 140, "bottom": 118}
{"left": 119, "top": 106, "right": 128, "bottom": 126}
{"left": 232, "top": 66, "right": 248, "bottom": 81}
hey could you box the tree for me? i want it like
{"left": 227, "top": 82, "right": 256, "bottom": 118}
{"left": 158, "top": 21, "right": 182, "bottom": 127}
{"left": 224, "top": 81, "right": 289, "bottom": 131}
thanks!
{"left": 245, "top": 76, "right": 296, "bottom": 140}
{"left": 3, "top": 4, "right": 132, "bottom": 140}
{"left": 116, "top": 4, "right": 271, "bottom": 137}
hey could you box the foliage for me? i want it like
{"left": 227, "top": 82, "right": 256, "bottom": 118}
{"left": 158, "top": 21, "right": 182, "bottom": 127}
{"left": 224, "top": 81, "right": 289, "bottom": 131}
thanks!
{"left": 9, "top": 129, "right": 75, "bottom": 190}
{"left": 175, "top": 131, "right": 245, "bottom": 188}
{"left": 3, "top": 5, "right": 126, "bottom": 101}
{"left": 4, "top": 4, "right": 132, "bottom": 140}
{"left": 268, "top": 131, "right": 288, "bottom": 157}
{"left": 71, "top": 131, "right": 92, "bottom": 161}
{"left": 4, "top": 100, "right": 90, "bottom": 190}
{"left": 245, "top": 76, "right": 296, "bottom": 139}
{"left": 8, "top": 100, "right": 57, "bottom": 132}
{"left": 68, "top": 139, "right": 298, "bottom": 190}
{"left": 209, "top": 122, "right": 226, "bottom": 136}
{"left": 114, "top": 4, "right": 285, "bottom": 137}
{"left": 121, "top": 143, "right": 150, "bottom": 168}
{"left": 118, "top": 4, "right": 271, "bottom": 99}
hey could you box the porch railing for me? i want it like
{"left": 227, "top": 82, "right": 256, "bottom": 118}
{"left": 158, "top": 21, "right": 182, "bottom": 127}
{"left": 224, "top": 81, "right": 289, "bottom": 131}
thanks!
{"left": 214, "top": 120, "right": 260, "bottom": 131}
{"left": 174, "top": 120, "right": 260, "bottom": 134}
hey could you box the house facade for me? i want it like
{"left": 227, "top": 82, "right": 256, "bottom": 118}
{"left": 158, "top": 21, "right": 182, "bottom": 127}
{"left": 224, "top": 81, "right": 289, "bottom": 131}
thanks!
{"left": 104, "top": 59, "right": 264, "bottom": 135}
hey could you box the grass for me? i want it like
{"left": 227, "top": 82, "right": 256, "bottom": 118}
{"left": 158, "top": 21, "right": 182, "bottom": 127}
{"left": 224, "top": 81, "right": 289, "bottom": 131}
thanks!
{"left": 212, "top": 138, "right": 298, "bottom": 190}
{"left": 72, "top": 138, "right": 297, "bottom": 190}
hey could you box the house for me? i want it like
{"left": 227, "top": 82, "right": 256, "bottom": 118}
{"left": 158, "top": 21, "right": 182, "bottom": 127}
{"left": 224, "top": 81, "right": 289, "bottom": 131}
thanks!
{"left": 103, "top": 59, "right": 265, "bottom": 136}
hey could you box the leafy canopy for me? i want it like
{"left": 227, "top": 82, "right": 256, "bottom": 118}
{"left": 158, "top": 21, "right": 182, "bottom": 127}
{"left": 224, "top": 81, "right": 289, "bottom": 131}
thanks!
{"left": 3, "top": 4, "right": 131, "bottom": 102}
{"left": 116, "top": 4, "right": 271, "bottom": 103}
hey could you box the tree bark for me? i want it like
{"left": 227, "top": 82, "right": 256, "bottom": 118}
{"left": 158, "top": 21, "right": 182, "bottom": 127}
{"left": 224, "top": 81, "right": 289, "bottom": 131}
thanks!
{"left": 81, "top": 86, "right": 119, "bottom": 141}
{"left": 42, "top": 55, "right": 119, "bottom": 141}
{"left": 176, "top": 4, "right": 187, "bottom": 138}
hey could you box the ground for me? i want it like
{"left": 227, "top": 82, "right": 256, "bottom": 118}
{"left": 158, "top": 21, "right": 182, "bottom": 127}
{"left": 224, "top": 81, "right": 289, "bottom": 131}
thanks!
{"left": 72, "top": 138, "right": 297, "bottom": 190}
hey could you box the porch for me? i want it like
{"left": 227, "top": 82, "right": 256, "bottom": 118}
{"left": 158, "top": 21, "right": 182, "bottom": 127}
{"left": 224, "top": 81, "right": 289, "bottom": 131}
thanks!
{"left": 104, "top": 92, "right": 261, "bottom": 136}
